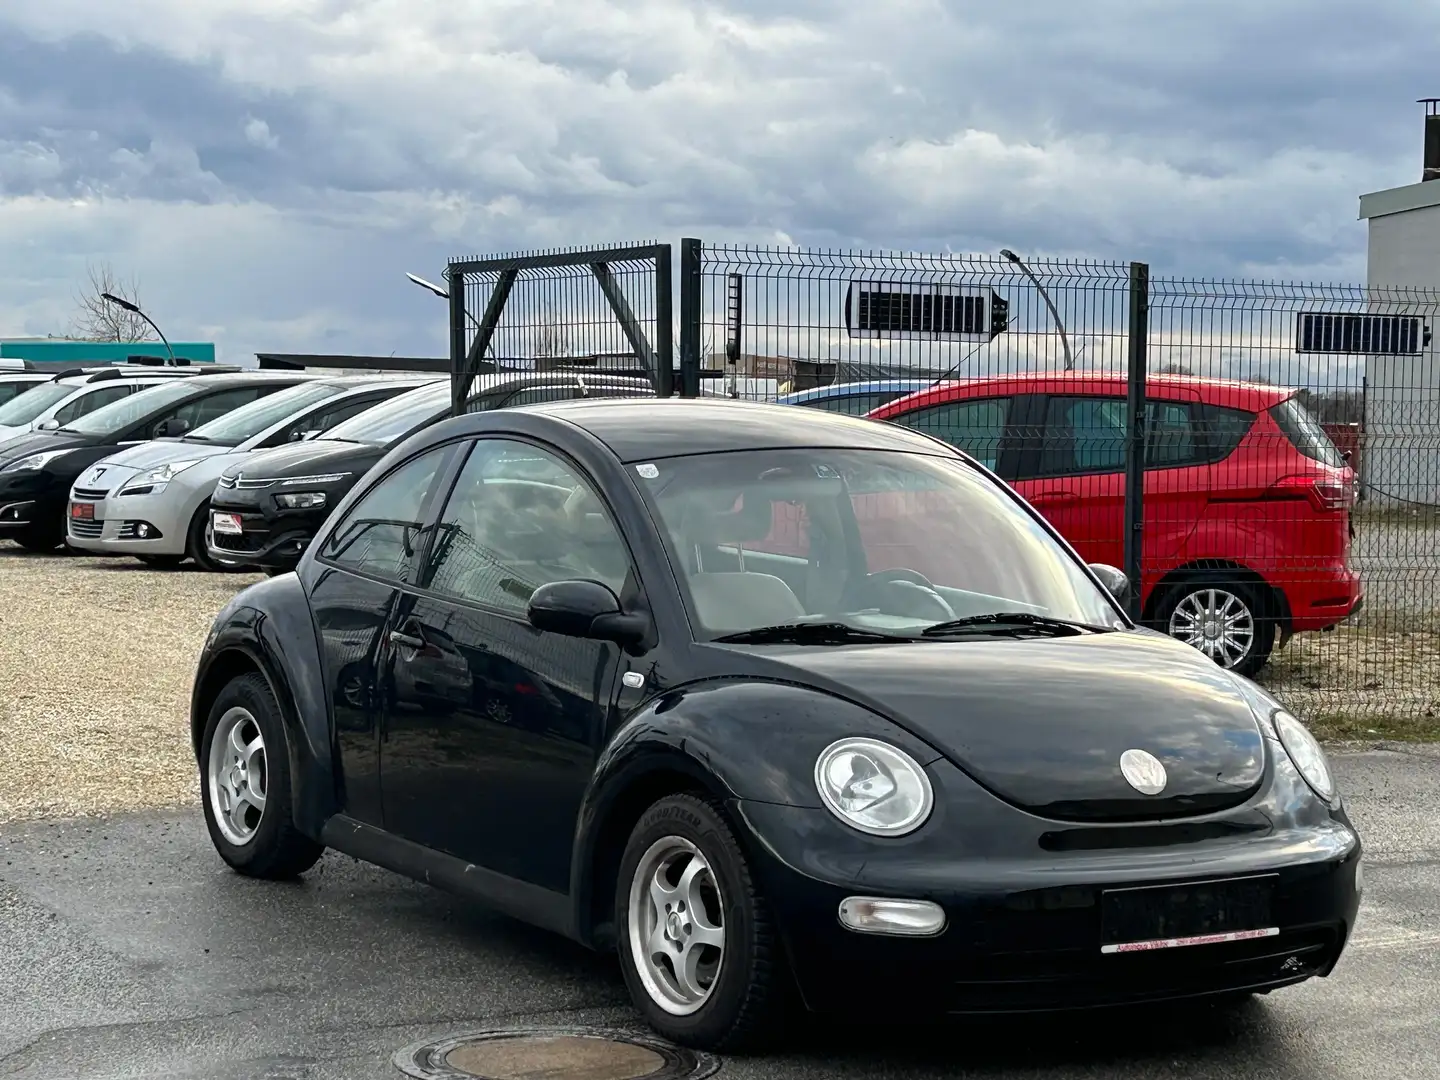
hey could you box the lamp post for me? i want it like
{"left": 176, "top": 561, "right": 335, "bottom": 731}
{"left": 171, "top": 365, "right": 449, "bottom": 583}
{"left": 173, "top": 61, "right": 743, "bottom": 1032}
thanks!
{"left": 1000, "top": 249, "right": 1074, "bottom": 371}
{"left": 406, "top": 272, "right": 480, "bottom": 329}
{"left": 99, "top": 292, "right": 176, "bottom": 365}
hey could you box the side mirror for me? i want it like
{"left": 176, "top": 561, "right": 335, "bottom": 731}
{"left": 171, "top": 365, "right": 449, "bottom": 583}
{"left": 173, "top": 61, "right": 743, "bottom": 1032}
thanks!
{"left": 1089, "top": 563, "right": 1131, "bottom": 606}
{"left": 154, "top": 417, "right": 191, "bottom": 438}
{"left": 528, "top": 579, "right": 647, "bottom": 648}
{"left": 289, "top": 429, "right": 322, "bottom": 443}
{"left": 36, "top": 419, "right": 61, "bottom": 431}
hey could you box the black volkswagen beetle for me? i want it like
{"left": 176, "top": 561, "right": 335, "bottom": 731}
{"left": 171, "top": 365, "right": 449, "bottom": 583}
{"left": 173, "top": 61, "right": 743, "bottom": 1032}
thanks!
{"left": 190, "top": 399, "right": 1361, "bottom": 1052}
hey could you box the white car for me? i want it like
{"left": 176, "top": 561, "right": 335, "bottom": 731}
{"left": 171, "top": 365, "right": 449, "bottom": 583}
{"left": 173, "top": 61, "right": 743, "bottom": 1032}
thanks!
{"left": 0, "top": 367, "right": 210, "bottom": 444}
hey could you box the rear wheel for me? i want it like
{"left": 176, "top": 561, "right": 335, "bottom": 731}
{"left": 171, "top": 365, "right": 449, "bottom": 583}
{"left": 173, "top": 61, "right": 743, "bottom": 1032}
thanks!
{"left": 615, "top": 793, "right": 791, "bottom": 1052}
{"left": 1152, "top": 574, "right": 1276, "bottom": 677}
{"left": 199, "top": 672, "right": 323, "bottom": 878}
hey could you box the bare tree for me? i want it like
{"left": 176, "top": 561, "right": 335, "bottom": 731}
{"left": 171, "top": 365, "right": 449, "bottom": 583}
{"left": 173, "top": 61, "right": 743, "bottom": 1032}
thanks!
{"left": 70, "top": 262, "right": 157, "bottom": 343}
{"left": 530, "top": 308, "right": 571, "bottom": 359}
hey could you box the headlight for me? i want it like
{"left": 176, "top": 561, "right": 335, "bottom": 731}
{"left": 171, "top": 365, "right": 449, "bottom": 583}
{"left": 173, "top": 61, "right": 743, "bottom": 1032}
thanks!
{"left": 120, "top": 460, "right": 201, "bottom": 494}
{"left": 814, "top": 738, "right": 934, "bottom": 837}
{"left": 280, "top": 473, "right": 350, "bottom": 486}
{"left": 2, "top": 449, "right": 71, "bottom": 472}
{"left": 1273, "top": 710, "right": 1335, "bottom": 802}
{"left": 274, "top": 491, "right": 327, "bottom": 509}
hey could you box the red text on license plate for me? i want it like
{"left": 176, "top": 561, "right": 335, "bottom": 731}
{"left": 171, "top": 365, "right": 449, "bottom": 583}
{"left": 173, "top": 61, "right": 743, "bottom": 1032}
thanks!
{"left": 70, "top": 502, "right": 94, "bottom": 520}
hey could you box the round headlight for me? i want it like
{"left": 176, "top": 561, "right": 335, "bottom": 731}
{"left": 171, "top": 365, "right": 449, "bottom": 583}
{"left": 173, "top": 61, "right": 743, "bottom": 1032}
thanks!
{"left": 1273, "top": 710, "right": 1335, "bottom": 802}
{"left": 814, "top": 738, "right": 934, "bottom": 837}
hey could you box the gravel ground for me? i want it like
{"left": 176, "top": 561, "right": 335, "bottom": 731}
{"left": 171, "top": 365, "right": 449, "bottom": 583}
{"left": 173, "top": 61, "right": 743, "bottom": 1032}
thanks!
{"left": 0, "top": 544, "right": 260, "bottom": 825}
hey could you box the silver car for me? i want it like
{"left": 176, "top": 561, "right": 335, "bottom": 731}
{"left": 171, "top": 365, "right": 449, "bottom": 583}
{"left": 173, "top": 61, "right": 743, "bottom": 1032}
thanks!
{"left": 66, "top": 375, "right": 438, "bottom": 568}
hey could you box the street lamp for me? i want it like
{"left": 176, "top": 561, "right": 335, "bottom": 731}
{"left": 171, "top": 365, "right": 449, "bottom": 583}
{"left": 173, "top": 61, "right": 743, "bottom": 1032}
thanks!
{"left": 405, "top": 272, "right": 479, "bottom": 329}
{"left": 1000, "top": 249, "right": 1074, "bottom": 371}
{"left": 99, "top": 292, "right": 176, "bottom": 365}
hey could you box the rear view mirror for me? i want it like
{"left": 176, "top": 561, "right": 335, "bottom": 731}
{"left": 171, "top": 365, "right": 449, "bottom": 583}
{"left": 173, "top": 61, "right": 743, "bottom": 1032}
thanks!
{"left": 1089, "top": 563, "right": 1131, "bottom": 607}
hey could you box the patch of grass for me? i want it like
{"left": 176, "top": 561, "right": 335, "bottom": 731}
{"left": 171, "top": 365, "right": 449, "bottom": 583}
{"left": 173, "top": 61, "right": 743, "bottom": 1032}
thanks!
{"left": 1302, "top": 710, "right": 1440, "bottom": 744}
{"left": 1352, "top": 503, "right": 1440, "bottom": 527}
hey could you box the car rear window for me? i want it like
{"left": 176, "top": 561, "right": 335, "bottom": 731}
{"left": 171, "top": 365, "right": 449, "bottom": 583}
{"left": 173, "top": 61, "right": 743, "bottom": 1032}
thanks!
{"left": 1269, "top": 395, "right": 1345, "bottom": 468}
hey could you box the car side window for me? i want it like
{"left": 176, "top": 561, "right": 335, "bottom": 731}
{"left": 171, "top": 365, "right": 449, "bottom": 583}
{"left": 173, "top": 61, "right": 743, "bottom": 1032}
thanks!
{"left": 422, "top": 439, "right": 631, "bottom": 616}
{"left": 890, "top": 397, "right": 1011, "bottom": 470}
{"left": 275, "top": 395, "right": 386, "bottom": 444}
{"left": 1036, "top": 396, "right": 1127, "bottom": 476}
{"left": 55, "top": 385, "right": 132, "bottom": 424}
{"left": 1146, "top": 400, "right": 1198, "bottom": 467}
{"left": 320, "top": 447, "right": 449, "bottom": 583}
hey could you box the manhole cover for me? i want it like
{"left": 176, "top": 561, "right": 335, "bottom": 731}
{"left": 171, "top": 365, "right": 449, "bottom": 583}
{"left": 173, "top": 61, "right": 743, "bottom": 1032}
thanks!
{"left": 393, "top": 1027, "right": 720, "bottom": 1080}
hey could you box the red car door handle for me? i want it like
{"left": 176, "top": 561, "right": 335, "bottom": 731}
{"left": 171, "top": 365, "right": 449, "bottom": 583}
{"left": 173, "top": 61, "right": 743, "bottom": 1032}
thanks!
{"left": 1030, "top": 490, "right": 1080, "bottom": 506}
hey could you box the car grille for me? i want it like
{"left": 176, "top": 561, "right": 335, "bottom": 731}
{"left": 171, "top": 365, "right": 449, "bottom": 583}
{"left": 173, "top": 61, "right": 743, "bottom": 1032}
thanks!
{"left": 68, "top": 519, "right": 104, "bottom": 539}
{"left": 211, "top": 520, "right": 269, "bottom": 553}
{"left": 216, "top": 475, "right": 273, "bottom": 490}
{"left": 947, "top": 927, "right": 1338, "bottom": 1012}
{"left": 72, "top": 487, "right": 109, "bottom": 500}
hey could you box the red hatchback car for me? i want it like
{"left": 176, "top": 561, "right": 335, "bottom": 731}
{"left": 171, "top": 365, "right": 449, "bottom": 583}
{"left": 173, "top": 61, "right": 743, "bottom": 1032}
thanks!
{"left": 868, "top": 373, "right": 1362, "bottom": 676}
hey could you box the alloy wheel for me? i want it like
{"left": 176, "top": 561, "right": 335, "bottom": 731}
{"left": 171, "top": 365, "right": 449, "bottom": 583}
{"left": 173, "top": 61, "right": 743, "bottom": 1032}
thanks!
{"left": 1168, "top": 587, "right": 1256, "bottom": 669}
{"left": 627, "top": 836, "right": 727, "bottom": 1017}
{"left": 207, "top": 706, "right": 268, "bottom": 846}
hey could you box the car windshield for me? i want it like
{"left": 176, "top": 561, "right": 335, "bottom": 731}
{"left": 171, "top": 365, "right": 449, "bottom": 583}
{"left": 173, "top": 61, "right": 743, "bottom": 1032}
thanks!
{"left": 183, "top": 382, "right": 339, "bottom": 445}
{"left": 637, "top": 447, "right": 1120, "bottom": 641}
{"left": 0, "top": 383, "right": 76, "bottom": 425}
{"left": 323, "top": 383, "right": 449, "bottom": 445}
{"left": 60, "top": 380, "right": 201, "bottom": 436}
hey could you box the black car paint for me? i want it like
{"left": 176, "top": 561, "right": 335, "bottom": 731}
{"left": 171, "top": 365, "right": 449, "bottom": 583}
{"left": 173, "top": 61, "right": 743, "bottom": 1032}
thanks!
{"left": 190, "top": 399, "right": 1361, "bottom": 1015}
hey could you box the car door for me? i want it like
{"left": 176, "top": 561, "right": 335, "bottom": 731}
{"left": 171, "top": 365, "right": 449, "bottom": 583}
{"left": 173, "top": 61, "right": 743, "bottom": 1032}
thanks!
{"left": 305, "top": 445, "right": 457, "bottom": 825}
{"left": 1011, "top": 390, "right": 1205, "bottom": 569}
{"left": 378, "top": 436, "right": 632, "bottom": 893}
{"left": 882, "top": 395, "right": 1022, "bottom": 478}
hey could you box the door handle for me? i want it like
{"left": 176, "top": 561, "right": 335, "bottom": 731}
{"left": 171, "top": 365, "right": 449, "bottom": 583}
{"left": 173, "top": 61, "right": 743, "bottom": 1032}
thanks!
{"left": 1030, "top": 490, "right": 1080, "bottom": 506}
{"left": 389, "top": 622, "right": 426, "bottom": 650}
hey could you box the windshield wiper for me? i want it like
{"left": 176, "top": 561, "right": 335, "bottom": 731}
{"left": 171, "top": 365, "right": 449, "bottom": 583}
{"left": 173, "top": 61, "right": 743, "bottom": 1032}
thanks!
{"left": 714, "top": 622, "right": 911, "bottom": 645}
{"left": 921, "top": 612, "right": 1110, "bottom": 639}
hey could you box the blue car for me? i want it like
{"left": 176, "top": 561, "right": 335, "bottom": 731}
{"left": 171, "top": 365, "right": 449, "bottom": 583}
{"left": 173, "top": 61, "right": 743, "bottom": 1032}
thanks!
{"left": 775, "top": 379, "right": 939, "bottom": 416}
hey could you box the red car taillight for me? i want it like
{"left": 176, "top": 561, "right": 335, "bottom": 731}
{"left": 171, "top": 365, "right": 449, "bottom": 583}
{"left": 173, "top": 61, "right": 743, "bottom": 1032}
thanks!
{"left": 1264, "top": 474, "right": 1354, "bottom": 512}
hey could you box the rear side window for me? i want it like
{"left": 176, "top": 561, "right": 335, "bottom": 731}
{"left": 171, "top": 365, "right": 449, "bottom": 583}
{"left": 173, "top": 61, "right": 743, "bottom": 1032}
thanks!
{"left": 54, "top": 385, "right": 133, "bottom": 425}
{"left": 889, "top": 397, "right": 1011, "bottom": 471}
{"left": 1269, "top": 395, "right": 1345, "bottom": 468}
{"left": 806, "top": 391, "right": 909, "bottom": 415}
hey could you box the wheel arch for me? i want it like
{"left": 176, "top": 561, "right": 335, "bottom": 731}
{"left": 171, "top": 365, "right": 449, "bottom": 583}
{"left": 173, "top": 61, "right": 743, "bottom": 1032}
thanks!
{"left": 1143, "top": 559, "right": 1291, "bottom": 634}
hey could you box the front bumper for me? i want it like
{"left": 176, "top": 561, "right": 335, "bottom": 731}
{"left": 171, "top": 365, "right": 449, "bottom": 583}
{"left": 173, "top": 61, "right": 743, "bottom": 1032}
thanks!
{"left": 0, "top": 472, "right": 61, "bottom": 534}
{"left": 207, "top": 498, "right": 325, "bottom": 572}
{"left": 733, "top": 758, "right": 1361, "bottom": 1017}
{"left": 65, "top": 486, "right": 191, "bottom": 555}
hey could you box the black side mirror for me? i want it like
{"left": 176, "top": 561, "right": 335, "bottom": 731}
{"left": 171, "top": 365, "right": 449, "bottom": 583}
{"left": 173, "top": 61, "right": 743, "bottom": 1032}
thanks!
{"left": 1089, "top": 563, "right": 1131, "bottom": 606}
{"left": 155, "top": 417, "right": 191, "bottom": 438}
{"left": 528, "top": 579, "right": 647, "bottom": 648}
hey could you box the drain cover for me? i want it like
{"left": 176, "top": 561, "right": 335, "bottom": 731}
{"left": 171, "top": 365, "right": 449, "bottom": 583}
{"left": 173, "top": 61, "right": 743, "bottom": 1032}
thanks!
{"left": 393, "top": 1027, "right": 720, "bottom": 1080}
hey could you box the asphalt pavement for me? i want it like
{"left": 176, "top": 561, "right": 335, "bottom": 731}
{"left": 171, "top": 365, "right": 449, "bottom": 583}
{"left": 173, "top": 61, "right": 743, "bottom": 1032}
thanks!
{"left": 2, "top": 745, "right": 1438, "bottom": 1080}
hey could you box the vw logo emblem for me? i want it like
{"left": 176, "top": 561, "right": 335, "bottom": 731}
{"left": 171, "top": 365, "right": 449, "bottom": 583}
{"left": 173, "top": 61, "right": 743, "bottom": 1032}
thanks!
{"left": 1119, "top": 748, "right": 1167, "bottom": 795}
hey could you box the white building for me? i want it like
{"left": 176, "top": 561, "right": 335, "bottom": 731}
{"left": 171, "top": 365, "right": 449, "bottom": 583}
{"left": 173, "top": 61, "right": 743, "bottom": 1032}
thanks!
{"left": 1357, "top": 107, "right": 1440, "bottom": 508}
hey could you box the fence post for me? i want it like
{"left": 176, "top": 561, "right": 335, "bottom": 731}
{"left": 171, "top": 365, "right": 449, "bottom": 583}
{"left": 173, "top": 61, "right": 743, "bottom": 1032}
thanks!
{"left": 445, "top": 266, "right": 467, "bottom": 417}
{"left": 654, "top": 244, "right": 674, "bottom": 397}
{"left": 678, "top": 238, "right": 702, "bottom": 398}
{"left": 1123, "top": 261, "right": 1150, "bottom": 617}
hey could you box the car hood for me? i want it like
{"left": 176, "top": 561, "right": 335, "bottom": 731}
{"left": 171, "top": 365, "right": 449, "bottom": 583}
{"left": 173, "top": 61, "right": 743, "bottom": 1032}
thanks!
{"left": 0, "top": 430, "right": 95, "bottom": 464}
{"left": 94, "top": 440, "right": 232, "bottom": 471}
{"left": 220, "top": 438, "right": 379, "bottom": 481}
{"left": 729, "top": 629, "right": 1268, "bottom": 823}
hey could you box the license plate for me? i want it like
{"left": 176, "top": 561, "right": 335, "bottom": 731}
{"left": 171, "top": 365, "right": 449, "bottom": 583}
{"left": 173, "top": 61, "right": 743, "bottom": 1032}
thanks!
{"left": 70, "top": 502, "right": 94, "bottom": 520}
{"left": 1100, "top": 874, "right": 1276, "bottom": 954}
{"left": 212, "top": 512, "right": 244, "bottom": 535}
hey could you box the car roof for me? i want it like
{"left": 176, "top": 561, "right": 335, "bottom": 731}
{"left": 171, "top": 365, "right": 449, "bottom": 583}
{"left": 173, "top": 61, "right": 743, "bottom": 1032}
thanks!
{"left": 777, "top": 379, "right": 937, "bottom": 404}
{"left": 495, "top": 397, "right": 955, "bottom": 463}
{"left": 315, "top": 373, "right": 442, "bottom": 389}
{"left": 868, "top": 370, "right": 1296, "bottom": 417}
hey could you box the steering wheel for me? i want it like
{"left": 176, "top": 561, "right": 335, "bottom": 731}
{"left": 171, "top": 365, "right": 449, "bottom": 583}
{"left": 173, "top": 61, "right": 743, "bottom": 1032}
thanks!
{"left": 844, "top": 568, "right": 956, "bottom": 621}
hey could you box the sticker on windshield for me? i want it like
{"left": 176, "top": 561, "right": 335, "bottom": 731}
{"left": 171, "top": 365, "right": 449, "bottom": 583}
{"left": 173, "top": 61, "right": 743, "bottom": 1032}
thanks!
{"left": 814, "top": 464, "right": 839, "bottom": 479}
{"left": 635, "top": 463, "right": 659, "bottom": 479}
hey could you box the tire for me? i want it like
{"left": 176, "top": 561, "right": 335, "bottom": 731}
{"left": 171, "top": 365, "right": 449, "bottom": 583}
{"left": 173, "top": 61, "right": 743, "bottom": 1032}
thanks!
{"left": 186, "top": 503, "right": 231, "bottom": 572}
{"left": 1151, "top": 574, "right": 1276, "bottom": 678}
{"left": 199, "top": 671, "right": 324, "bottom": 879}
{"left": 615, "top": 793, "right": 791, "bottom": 1053}
{"left": 137, "top": 554, "right": 185, "bottom": 569}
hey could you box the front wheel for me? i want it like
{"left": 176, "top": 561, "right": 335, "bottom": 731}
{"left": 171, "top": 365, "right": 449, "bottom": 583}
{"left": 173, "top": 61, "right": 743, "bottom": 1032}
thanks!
{"left": 199, "top": 672, "right": 323, "bottom": 878}
{"left": 615, "top": 794, "right": 790, "bottom": 1053}
{"left": 187, "top": 503, "right": 234, "bottom": 572}
{"left": 1152, "top": 575, "right": 1276, "bottom": 677}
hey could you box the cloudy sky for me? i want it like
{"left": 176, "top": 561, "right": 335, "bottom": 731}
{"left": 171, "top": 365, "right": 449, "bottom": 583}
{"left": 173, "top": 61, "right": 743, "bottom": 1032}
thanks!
{"left": 0, "top": 0, "right": 1433, "bottom": 364}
